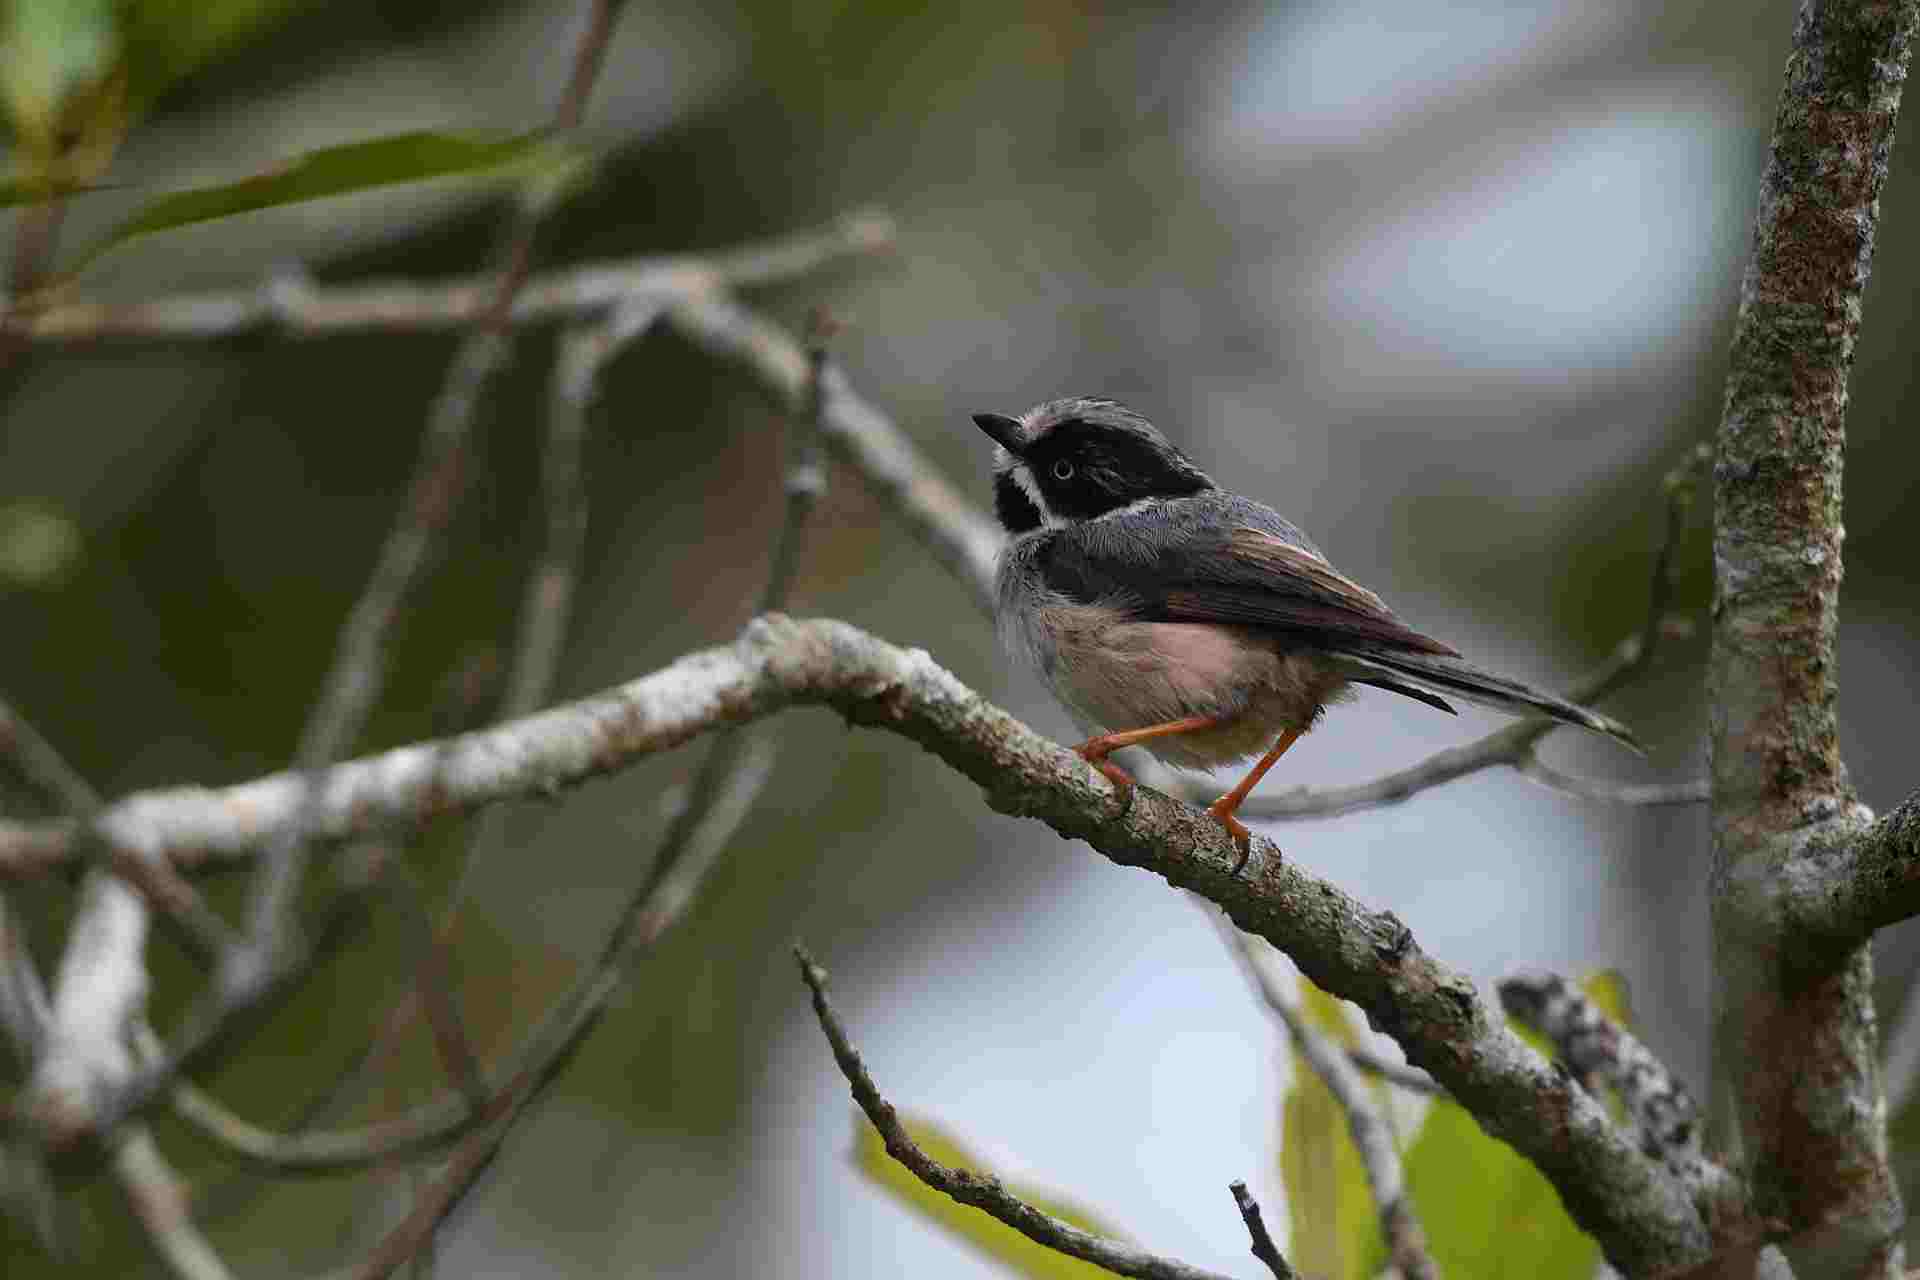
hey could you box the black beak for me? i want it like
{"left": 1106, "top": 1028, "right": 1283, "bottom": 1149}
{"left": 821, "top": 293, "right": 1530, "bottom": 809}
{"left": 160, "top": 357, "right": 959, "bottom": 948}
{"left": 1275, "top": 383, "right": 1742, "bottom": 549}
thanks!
{"left": 971, "top": 412, "right": 1028, "bottom": 454}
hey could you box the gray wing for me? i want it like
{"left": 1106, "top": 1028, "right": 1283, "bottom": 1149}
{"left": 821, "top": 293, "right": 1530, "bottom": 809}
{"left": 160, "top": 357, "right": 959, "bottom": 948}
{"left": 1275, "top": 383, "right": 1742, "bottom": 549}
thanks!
{"left": 1033, "top": 491, "right": 1459, "bottom": 657}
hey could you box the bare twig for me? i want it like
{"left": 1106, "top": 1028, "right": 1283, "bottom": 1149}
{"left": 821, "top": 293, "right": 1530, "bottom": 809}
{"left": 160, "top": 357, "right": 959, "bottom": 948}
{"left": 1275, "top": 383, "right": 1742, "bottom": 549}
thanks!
{"left": 1228, "top": 1181, "right": 1298, "bottom": 1280}
{"left": 795, "top": 944, "right": 1240, "bottom": 1280}
{"left": 439, "top": 296, "right": 666, "bottom": 915}
{"left": 1514, "top": 757, "right": 1709, "bottom": 808}
{"left": 2, "top": 212, "right": 894, "bottom": 345}
{"left": 0, "top": 696, "right": 98, "bottom": 815}
{"left": 0, "top": 889, "right": 50, "bottom": 1064}
{"left": 1220, "top": 924, "right": 1436, "bottom": 1280}
{"left": 113, "top": 1129, "right": 236, "bottom": 1280}
{"left": 666, "top": 293, "right": 1001, "bottom": 612}
{"left": 380, "top": 857, "right": 488, "bottom": 1112}
{"left": 163, "top": 714, "right": 775, "bottom": 1177}
{"left": 0, "top": 696, "right": 236, "bottom": 962}
{"left": 245, "top": 0, "right": 632, "bottom": 961}
{"left": 1215, "top": 907, "right": 1441, "bottom": 1103}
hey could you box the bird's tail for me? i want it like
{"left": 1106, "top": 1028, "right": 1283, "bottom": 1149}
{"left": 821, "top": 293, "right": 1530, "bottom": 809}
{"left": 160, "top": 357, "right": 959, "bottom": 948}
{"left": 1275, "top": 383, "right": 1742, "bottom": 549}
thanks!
{"left": 1337, "top": 649, "right": 1641, "bottom": 751}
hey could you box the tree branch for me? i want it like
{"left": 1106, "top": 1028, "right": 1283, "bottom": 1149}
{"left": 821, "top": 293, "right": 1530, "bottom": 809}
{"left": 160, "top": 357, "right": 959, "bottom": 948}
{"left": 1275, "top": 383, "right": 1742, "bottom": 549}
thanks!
{"left": 1707, "top": 2, "right": 1918, "bottom": 1274}
{"left": 1, "top": 212, "right": 893, "bottom": 345}
{"left": 1497, "top": 973, "right": 1734, "bottom": 1208}
{"left": 665, "top": 293, "right": 1000, "bottom": 612}
{"left": 795, "top": 944, "right": 1244, "bottom": 1280}
{"left": 1, "top": 616, "right": 1718, "bottom": 1271}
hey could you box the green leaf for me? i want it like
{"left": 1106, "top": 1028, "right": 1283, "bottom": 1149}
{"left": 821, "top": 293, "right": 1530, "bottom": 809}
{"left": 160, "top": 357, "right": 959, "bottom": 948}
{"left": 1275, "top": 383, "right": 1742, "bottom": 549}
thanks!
{"left": 852, "top": 1111, "right": 1123, "bottom": 1279}
{"left": 1402, "top": 1097, "right": 1598, "bottom": 1280}
{"left": 64, "top": 129, "right": 560, "bottom": 273}
{"left": 1, "top": 0, "right": 118, "bottom": 149}
{"left": 1279, "top": 982, "right": 1386, "bottom": 1280}
{"left": 0, "top": 499, "right": 82, "bottom": 587}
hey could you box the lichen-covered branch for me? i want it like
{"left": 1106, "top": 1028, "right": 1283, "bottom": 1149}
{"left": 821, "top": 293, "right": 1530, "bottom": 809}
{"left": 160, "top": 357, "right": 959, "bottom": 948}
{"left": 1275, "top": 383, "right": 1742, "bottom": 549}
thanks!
{"left": 1707, "top": 2, "right": 1918, "bottom": 1275}
{"left": 1498, "top": 973, "right": 1733, "bottom": 1210}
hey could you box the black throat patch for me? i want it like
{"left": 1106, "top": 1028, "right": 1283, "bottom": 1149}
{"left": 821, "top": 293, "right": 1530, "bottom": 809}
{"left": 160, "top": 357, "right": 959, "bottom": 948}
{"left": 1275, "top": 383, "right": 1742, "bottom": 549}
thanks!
{"left": 994, "top": 471, "right": 1045, "bottom": 533}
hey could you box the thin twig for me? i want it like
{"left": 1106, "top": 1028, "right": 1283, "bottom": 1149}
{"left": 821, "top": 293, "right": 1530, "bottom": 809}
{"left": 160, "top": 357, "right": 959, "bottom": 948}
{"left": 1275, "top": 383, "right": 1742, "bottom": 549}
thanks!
{"left": 113, "top": 1128, "right": 237, "bottom": 1280}
{"left": 159, "top": 305, "right": 827, "bottom": 1184}
{"left": 1212, "top": 902, "right": 1440, "bottom": 1102}
{"left": 1228, "top": 1181, "right": 1298, "bottom": 1280}
{"left": 666, "top": 293, "right": 1001, "bottom": 612}
{"left": 1515, "top": 757, "right": 1708, "bottom": 808}
{"left": 794, "top": 944, "right": 1240, "bottom": 1280}
{"left": 441, "top": 296, "right": 666, "bottom": 920}
{"left": 241, "top": 0, "right": 635, "bottom": 966}
{"left": 0, "top": 696, "right": 236, "bottom": 963}
{"left": 380, "top": 857, "right": 487, "bottom": 1112}
{"left": 0, "top": 695, "right": 98, "bottom": 814}
{"left": 163, "top": 732, "right": 775, "bottom": 1177}
{"left": 348, "top": 1082, "right": 532, "bottom": 1280}
{"left": 334, "top": 739, "right": 775, "bottom": 1274}
{"left": 0, "top": 889, "right": 50, "bottom": 1064}
{"left": 386, "top": 315, "right": 843, "bottom": 1246}
{"left": 2, "top": 211, "right": 894, "bottom": 344}
{"left": 1219, "top": 923, "right": 1436, "bottom": 1280}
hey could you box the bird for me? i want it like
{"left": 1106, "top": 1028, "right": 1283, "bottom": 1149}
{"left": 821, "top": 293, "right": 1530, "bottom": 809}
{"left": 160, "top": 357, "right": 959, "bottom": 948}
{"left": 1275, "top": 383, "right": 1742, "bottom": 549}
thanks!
{"left": 971, "top": 396, "right": 1637, "bottom": 871}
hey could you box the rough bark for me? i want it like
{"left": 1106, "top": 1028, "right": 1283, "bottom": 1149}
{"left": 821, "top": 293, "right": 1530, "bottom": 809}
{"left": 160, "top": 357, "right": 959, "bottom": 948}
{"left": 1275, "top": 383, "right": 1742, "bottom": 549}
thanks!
{"left": 1709, "top": 2, "right": 1919, "bottom": 1275}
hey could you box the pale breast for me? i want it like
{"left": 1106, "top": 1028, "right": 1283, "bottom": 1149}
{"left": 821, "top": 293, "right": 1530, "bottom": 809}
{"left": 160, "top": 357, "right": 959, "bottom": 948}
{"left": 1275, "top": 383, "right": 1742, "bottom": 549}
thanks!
{"left": 1048, "top": 611, "right": 1349, "bottom": 768}
{"left": 995, "top": 535, "right": 1349, "bottom": 769}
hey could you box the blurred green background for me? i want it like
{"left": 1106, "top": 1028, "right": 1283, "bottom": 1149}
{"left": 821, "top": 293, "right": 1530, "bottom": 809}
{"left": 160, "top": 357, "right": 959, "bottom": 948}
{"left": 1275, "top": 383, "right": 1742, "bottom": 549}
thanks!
{"left": 3, "top": 1, "right": 1918, "bottom": 1275}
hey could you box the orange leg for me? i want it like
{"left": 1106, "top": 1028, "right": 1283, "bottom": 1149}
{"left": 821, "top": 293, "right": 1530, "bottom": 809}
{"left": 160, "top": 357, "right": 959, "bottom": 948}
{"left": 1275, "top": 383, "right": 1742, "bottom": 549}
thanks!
{"left": 1208, "top": 727, "right": 1305, "bottom": 873}
{"left": 1074, "top": 715, "right": 1226, "bottom": 800}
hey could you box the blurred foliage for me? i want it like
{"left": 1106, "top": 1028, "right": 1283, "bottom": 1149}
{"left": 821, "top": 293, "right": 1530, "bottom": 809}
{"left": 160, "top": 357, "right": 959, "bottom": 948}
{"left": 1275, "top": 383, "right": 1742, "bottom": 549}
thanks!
{"left": 117, "top": 0, "right": 311, "bottom": 108}
{"left": 65, "top": 128, "right": 566, "bottom": 274}
{"left": 1278, "top": 980, "right": 1383, "bottom": 1280}
{"left": 2, "top": 0, "right": 307, "bottom": 193}
{"left": 0, "top": 498, "right": 81, "bottom": 587}
{"left": 853, "top": 1110, "right": 1125, "bottom": 1279}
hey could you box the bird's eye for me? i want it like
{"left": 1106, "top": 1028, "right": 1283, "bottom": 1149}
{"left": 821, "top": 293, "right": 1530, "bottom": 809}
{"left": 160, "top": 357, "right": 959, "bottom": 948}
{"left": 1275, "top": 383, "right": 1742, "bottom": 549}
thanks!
{"left": 1051, "top": 459, "right": 1074, "bottom": 481}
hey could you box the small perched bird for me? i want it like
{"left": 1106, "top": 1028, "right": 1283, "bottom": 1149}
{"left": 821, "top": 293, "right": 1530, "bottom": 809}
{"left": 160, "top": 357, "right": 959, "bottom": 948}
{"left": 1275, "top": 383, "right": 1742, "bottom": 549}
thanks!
{"left": 972, "top": 397, "right": 1636, "bottom": 869}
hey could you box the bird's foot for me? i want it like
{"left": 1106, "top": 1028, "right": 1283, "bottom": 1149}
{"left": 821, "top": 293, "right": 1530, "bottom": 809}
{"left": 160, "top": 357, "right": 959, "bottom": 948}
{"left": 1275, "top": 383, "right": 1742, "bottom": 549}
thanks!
{"left": 1073, "top": 740, "right": 1137, "bottom": 816}
{"left": 1206, "top": 796, "right": 1255, "bottom": 875}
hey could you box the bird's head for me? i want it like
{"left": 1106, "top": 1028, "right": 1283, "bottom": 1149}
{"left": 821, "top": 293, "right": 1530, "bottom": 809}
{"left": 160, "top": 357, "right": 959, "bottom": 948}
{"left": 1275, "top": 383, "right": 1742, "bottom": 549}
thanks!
{"left": 972, "top": 397, "right": 1213, "bottom": 534}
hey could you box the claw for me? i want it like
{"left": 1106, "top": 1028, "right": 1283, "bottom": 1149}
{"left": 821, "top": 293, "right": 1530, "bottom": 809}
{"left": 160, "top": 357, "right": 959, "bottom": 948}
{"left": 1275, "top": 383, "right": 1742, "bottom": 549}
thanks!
{"left": 1207, "top": 797, "right": 1255, "bottom": 875}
